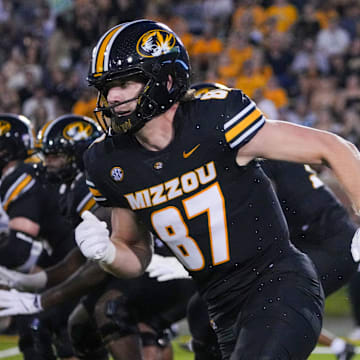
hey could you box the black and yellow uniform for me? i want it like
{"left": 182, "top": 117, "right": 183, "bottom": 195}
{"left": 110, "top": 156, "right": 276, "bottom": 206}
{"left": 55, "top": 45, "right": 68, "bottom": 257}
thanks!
{"left": 187, "top": 159, "right": 358, "bottom": 360}
{"left": 262, "top": 160, "right": 358, "bottom": 296}
{"left": 84, "top": 89, "right": 324, "bottom": 359}
{"left": 0, "top": 161, "right": 75, "bottom": 268}
{"left": 0, "top": 160, "right": 77, "bottom": 359}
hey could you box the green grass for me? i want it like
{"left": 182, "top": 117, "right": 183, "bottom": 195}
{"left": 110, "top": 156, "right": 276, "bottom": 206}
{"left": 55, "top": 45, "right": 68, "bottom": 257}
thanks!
{"left": 0, "top": 283, "right": 357, "bottom": 360}
{"left": 1, "top": 335, "right": 360, "bottom": 360}
{"left": 325, "top": 285, "right": 353, "bottom": 317}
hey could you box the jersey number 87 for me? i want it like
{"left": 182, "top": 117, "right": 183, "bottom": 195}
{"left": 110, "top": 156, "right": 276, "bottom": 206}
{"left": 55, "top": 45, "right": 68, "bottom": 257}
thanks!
{"left": 151, "top": 182, "right": 230, "bottom": 271}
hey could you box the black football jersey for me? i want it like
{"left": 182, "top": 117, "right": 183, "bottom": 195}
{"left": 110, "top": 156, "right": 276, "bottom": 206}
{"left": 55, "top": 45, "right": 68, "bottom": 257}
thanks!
{"left": 0, "top": 161, "right": 75, "bottom": 258}
{"left": 58, "top": 172, "right": 98, "bottom": 228}
{"left": 261, "top": 160, "right": 347, "bottom": 237}
{"left": 84, "top": 89, "right": 292, "bottom": 291}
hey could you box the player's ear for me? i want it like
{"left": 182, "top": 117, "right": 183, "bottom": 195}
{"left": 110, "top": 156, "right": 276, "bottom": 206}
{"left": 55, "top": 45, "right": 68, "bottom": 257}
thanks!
{"left": 167, "top": 75, "right": 173, "bottom": 91}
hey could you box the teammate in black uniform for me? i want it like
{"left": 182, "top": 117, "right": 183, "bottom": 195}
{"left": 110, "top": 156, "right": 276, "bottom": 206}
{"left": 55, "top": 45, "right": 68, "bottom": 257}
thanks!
{"left": 0, "top": 114, "right": 195, "bottom": 360}
{"left": 40, "top": 115, "right": 195, "bottom": 360}
{"left": 0, "top": 114, "right": 76, "bottom": 360}
{"left": 181, "top": 159, "right": 358, "bottom": 360}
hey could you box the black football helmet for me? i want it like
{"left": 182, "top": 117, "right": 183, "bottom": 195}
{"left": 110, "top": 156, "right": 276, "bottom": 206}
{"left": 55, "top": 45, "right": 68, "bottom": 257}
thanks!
{"left": 37, "top": 114, "right": 102, "bottom": 182}
{"left": 87, "top": 19, "right": 191, "bottom": 135}
{"left": 0, "top": 114, "right": 36, "bottom": 173}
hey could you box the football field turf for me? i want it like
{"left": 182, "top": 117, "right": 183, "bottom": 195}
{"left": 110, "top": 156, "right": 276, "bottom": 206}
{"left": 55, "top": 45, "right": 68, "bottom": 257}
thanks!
{"left": 1, "top": 335, "right": 360, "bottom": 360}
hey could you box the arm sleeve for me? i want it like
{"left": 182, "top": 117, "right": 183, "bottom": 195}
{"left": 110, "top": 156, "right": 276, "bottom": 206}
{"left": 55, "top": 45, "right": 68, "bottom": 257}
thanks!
{"left": 0, "top": 230, "right": 44, "bottom": 271}
{"left": 6, "top": 189, "right": 42, "bottom": 223}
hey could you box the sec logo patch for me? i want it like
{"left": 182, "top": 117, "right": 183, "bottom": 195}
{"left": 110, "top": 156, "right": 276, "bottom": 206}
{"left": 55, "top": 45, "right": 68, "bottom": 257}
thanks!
{"left": 110, "top": 167, "right": 124, "bottom": 182}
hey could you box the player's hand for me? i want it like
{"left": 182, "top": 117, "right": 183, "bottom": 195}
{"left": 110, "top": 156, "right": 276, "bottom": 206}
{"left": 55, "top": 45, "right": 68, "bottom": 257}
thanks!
{"left": 351, "top": 228, "right": 360, "bottom": 262}
{"left": 146, "top": 254, "right": 191, "bottom": 282}
{"left": 0, "top": 289, "right": 42, "bottom": 317}
{"left": 0, "top": 266, "right": 47, "bottom": 292}
{"left": 75, "top": 211, "right": 116, "bottom": 265}
{"left": 0, "top": 266, "right": 25, "bottom": 290}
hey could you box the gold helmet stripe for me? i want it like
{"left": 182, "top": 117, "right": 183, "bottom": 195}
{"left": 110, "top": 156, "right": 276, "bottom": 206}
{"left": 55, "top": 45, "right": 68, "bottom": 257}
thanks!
{"left": 18, "top": 115, "right": 35, "bottom": 149}
{"left": 37, "top": 120, "right": 54, "bottom": 147}
{"left": 95, "top": 25, "right": 123, "bottom": 75}
{"left": 92, "top": 19, "right": 151, "bottom": 76}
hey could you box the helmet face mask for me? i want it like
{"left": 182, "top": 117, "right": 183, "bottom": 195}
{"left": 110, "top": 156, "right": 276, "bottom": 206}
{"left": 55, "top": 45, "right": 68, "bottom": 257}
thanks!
{"left": 42, "top": 152, "right": 75, "bottom": 184}
{"left": 88, "top": 20, "right": 191, "bottom": 135}
{"left": 37, "top": 115, "right": 102, "bottom": 183}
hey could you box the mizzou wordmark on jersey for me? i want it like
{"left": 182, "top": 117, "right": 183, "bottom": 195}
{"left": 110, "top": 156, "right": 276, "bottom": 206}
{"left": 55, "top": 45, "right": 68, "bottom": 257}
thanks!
{"left": 83, "top": 88, "right": 297, "bottom": 291}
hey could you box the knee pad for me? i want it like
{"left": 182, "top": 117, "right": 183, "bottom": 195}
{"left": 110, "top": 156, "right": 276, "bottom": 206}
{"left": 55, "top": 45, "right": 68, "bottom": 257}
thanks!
{"left": 96, "top": 295, "right": 138, "bottom": 344}
{"left": 18, "top": 317, "right": 56, "bottom": 360}
{"left": 69, "top": 322, "right": 108, "bottom": 360}
{"left": 191, "top": 338, "right": 222, "bottom": 360}
{"left": 52, "top": 326, "right": 75, "bottom": 359}
{"left": 68, "top": 304, "right": 108, "bottom": 360}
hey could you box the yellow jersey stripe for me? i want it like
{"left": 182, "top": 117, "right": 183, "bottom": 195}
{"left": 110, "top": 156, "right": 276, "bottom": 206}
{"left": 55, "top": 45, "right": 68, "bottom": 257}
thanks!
{"left": 225, "top": 108, "right": 262, "bottom": 143}
{"left": 79, "top": 197, "right": 97, "bottom": 216}
{"left": 3, "top": 175, "right": 33, "bottom": 211}
{"left": 89, "top": 187, "right": 103, "bottom": 197}
{"left": 95, "top": 26, "right": 122, "bottom": 75}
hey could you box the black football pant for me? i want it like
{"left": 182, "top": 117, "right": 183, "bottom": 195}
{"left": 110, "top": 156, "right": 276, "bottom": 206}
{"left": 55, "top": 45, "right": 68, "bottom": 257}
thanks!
{"left": 292, "top": 212, "right": 357, "bottom": 297}
{"left": 202, "top": 250, "right": 324, "bottom": 360}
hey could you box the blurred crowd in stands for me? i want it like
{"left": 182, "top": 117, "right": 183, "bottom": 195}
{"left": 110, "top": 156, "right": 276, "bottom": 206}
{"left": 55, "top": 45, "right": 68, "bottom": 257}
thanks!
{"left": 0, "top": 0, "right": 359, "bottom": 146}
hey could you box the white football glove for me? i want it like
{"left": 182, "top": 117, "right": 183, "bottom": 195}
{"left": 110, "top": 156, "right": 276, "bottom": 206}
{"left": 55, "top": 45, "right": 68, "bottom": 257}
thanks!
{"left": 351, "top": 228, "right": 360, "bottom": 262}
{"left": 0, "top": 266, "right": 47, "bottom": 292}
{"left": 146, "top": 254, "right": 191, "bottom": 282}
{"left": 75, "top": 211, "right": 116, "bottom": 265}
{"left": 0, "top": 289, "right": 42, "bottom": 317}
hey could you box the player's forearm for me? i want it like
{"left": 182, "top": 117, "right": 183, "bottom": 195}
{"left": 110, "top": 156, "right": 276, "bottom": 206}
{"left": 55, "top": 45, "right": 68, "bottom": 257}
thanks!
{"left": 101, "top": 237, "right": 153, "bottom": 278}
{"left": 321, "top": 133, "right": 360, "bottom": 215}
{"left": 45, "top": 247, "right": 86, "bottom": 287}
{"left": 41, "top": 261, "right": 107, "bottom": 309}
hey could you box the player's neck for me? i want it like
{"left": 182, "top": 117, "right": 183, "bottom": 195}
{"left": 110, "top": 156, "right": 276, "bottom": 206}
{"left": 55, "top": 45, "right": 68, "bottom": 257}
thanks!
{"left": 135, "top": 104, "right": 179, "bottom": 151}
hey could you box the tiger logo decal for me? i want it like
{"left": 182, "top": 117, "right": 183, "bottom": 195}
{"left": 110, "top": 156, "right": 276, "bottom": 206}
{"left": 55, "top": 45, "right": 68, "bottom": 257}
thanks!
{"left": 136, "top": 29, "right": 176, "bottom": 58}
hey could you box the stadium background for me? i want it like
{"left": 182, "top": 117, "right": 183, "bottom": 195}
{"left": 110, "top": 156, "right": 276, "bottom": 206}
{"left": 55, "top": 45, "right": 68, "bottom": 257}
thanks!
{"left": 0, "top": 0, "right": 359, "bottom": 358}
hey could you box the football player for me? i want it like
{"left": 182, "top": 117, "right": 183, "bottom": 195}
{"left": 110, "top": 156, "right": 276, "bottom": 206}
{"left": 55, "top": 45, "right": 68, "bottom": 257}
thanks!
{"left": 72, "top": 19, "right": 360, "bottom": 360}
{"left": 0, "top": 114, "right": 195, "bottom": 360}
{"left": 173, "top": 159, "right": 358, "bottom": 360}
{"left": 151, "top": 83, "right": 359, "bottom": 359}
{"left": 0, "top": 114, "right": 77, "bottom": 359}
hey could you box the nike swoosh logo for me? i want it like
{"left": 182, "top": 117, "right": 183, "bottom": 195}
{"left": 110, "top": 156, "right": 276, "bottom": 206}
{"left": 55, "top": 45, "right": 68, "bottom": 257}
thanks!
{"left": 183, "top": 144, "right": 200, "bottom": 158}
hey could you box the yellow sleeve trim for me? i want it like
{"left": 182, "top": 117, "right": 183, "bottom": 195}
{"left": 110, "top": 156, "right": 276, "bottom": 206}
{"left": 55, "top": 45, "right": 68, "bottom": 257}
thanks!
{"left": 225, "top": 108, "right": 262, "bottom": 142}
{"left": 79, "top": 197, "right": 97, "bottom": 216}
{"left": 3, "top": 175, "right": 33, "bottom": 211}
{"left": 89, "top": 187, "right": 103, "bottom": 197}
